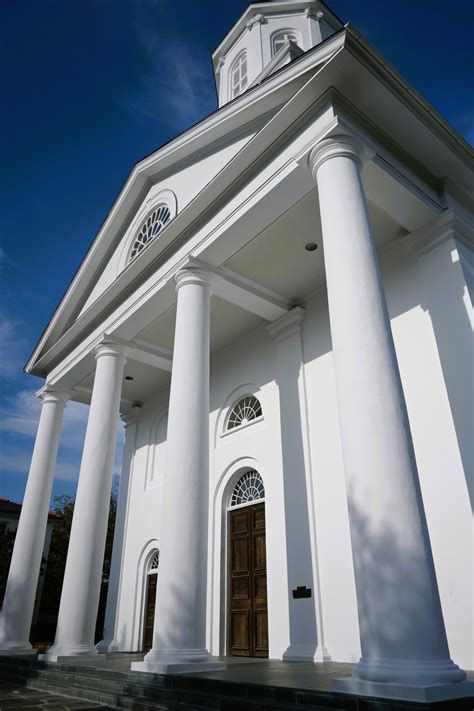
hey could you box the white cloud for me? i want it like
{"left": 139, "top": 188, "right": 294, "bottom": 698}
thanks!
{"left": 0, "top": 387, "right": 124, "bottom": 484}
{"left": 128, "top": 28, "right": 216, "bottom": 130}
{"left": 0, "top": 442, "right": 81, "bottom": 483}
{"left": 0, "top": 388, "right": 88, "bottom": 447}
{"left": 0, "top": 314, "right": 30, "bottom": 379}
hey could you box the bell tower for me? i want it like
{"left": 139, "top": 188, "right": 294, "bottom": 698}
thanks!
{"left": 212, "top": 0, "right": 343, "bottom": 107}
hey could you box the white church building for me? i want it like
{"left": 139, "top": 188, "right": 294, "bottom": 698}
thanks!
{"left": 1, "top": 0, "right": 472, "bottom": 703}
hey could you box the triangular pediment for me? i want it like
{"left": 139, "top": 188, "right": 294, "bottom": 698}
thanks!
{"left": 27, "top": 22, "right": 471, "bottom": 376}
{"left": 76, "top": 132, "right": 258, "bottom": 320}
{"left": 27, "top": 35, "right": 343, "bottom": 373}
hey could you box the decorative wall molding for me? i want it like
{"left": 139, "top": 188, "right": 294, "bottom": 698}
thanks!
{"left": 304, "top": 7, "right": 324, "bottom": 20}
{"left": 246, "top": 13, "right": 265, "bottom": 31}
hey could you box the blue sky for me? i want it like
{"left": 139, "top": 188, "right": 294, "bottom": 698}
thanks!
{"left": 1, "top": 0, "right": 472, "bottom": 506}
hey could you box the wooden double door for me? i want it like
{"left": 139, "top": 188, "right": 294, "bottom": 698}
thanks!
{"left": 143, "top": 573, "right": 157, "bottom": 652}
{"left": 229, "top": 503, "right": 268, "bottom": 657}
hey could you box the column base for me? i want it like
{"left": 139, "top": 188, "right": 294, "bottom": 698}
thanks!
{"left": 131, "top": 648, "right": 226, "bottom": 675}
{"left": 39, "top": 644, "right": 99, "bottom": 663}
{"left": 332, "top": 677, "right": 474, "bottom": 703}
{"left": 95, "top": 638, "right": 118, "bottom": 654}
{"left": 282, "top": 644, "right": 332, "bottom": 662}
{"left": 351, "top": 656, "right": 467, "bottom": 684}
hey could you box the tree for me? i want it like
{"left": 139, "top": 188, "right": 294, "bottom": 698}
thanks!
{"left": 0, "top": 528, "right": 17, "bottom": 608}
{"left": 35, "top": 481, "right": 118, "bottom": 646}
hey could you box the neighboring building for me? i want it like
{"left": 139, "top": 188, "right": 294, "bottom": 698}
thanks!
{"left": 0, "top": 499, "right": 60, "bottom": 626}
{"left": 1, "top": 0, "right": 472, "bottom": 704}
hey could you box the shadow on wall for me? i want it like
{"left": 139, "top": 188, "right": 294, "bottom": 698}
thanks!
{"left": 304, "top": 245, "right": 473, "bottom": 514}
{"left": 418, "top": 248, "right": 473, "bottom": 511}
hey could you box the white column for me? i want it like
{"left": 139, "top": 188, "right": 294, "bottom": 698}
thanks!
{"left": 309, "top": 136, "right": 470, "bottom": 702}
{"left": 43, "top": 342, "right": 127, "bottom": 662}
{"left": 97, "top": 405, "right": 141, "bottom": 653}
{"left": 0, "top": 390, "right": 69, "bottom": 655}
{"left": 132, "top": 268, "right": 225, "bottom": 674}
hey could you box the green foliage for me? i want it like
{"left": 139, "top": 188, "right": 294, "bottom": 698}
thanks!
{"left": 0, "top": 527, "right": 17, "bottom": 607}
{"left": 36, "top": 480, "right": 118, "bottom": 643}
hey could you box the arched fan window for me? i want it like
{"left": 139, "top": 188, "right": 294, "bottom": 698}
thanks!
{"left": 230, "top": 51, "right": 248, "bottom": 99}
{"left": 231, "top": 470, "right": 265, "bottom": 508}
{"left": 272, "top": 30, "right": 300, "bottom": 56}
{"left": 227, "top": 395, "right": 262, "bottom": 431}
{"left": 129, "top": 205, "right": 171, "bottom": 263}
{"left": 147, "top": 550, "right": 159, "bottom": 574}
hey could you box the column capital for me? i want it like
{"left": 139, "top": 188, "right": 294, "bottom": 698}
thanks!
{"left": 121, "top": 404, "right": 142, "bottom": 428}
{"left": 174, "top": 267, "right": 217, "bottom": 294}
{"left": 267, "top": 307, "right": 305, "bottom": 344}
{"left": 94, "top": 341, "right": 128, "bottom": 363}
{"left": 309, "top": 135, "right": 365, "bottom": 180}
{"left": 37, "top": 387, "right": 70, "bottom": 406}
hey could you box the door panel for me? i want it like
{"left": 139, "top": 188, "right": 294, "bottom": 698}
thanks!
{"left": 229, "top": 503, "right": 268, "bottom": 657}
{"left": 143, "top": 573, "right": 157, "bottom": 652}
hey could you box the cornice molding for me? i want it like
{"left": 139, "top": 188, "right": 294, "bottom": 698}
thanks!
{"left": 212, "top": 1, "right": 343, "bottom": 61}
{"left": 401, "top": 210, "right": 474, "bottom": 258}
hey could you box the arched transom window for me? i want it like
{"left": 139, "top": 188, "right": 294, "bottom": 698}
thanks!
{"left": 147, "top": 550, "right": 159, "bottom": 574}
{"left": 231, "top": 470, "right": 265, "bottom": 508}
{"left": 230, "top": 52, "right": 248, "bottom": 98}
{"left": 227, "top": 395, "right": 262, "bottom": 431}
{"left": 129, "top": 205, "right": 171, "bottom": 263}
{"left": 272, "top": 31, "right": 300, "bottom": 56}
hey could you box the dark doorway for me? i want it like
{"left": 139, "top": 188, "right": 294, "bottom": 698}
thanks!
{"left": 143, "top": 573, "right": 157, "bottom": 652}
{"left": 228, "top": 502, "right": 268, "bottom": 657}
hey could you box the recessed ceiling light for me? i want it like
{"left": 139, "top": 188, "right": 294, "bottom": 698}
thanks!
{"left": 305, "top": 242, "right": 318, "bottom": 252}
{"left": 125, "top": 376, "right": 134, "bottom": 381}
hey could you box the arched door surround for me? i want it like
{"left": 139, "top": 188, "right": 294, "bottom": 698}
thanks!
{"left": 228, "top": 469, "right": 268, "bottom": 657}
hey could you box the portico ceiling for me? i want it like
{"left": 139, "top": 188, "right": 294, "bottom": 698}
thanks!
{"left": 137, "top": 298, "right": 264, "bottom": 355}
{"left": 223, "top": 186, "right": 404, "bottom": 302}
{"left": 67, "top": 176, "right": 407, "bottom": 408}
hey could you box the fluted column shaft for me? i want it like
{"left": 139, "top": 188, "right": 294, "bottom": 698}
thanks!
{"left": 310, "top": 136, "right": 465, "bottom": 690}
{"left": 132, "top": 268, "right": 224, "bottom": 674}
{"left": 0, "top": 391, "right": 68, "bottom": 655}
{"left": 43, "top": 342, "right": 126, "bottom": 661}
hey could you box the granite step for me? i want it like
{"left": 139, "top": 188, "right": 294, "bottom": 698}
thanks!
{"left": 1, "top": 656, "right": 473, "bottom": 711}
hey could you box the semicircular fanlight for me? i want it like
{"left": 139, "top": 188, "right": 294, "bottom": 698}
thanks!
{"left": 231, "top": 470, "right": 265, "bottom": 508}
{"left": 129, "top": 204, "right": 171, "bottom": 262}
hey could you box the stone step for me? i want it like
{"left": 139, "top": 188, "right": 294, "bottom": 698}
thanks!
{"left": 23, "top": 677, "right": 181, "bottom": 711}
{"left": 2, "top": 657, "right": 473, "bottom": 711}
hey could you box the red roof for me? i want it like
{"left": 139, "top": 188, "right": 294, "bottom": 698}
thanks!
{"left": 0, "top": 498, "right": 62, "bottom": 520}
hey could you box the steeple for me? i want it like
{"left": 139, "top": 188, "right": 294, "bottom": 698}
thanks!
{"left": 212, "top": 0, "right": 343, "bottom": 107}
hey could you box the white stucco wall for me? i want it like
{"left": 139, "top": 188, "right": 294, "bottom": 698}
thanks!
{"left": 110, "top": 239, "right": 472, "bottom": 668}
